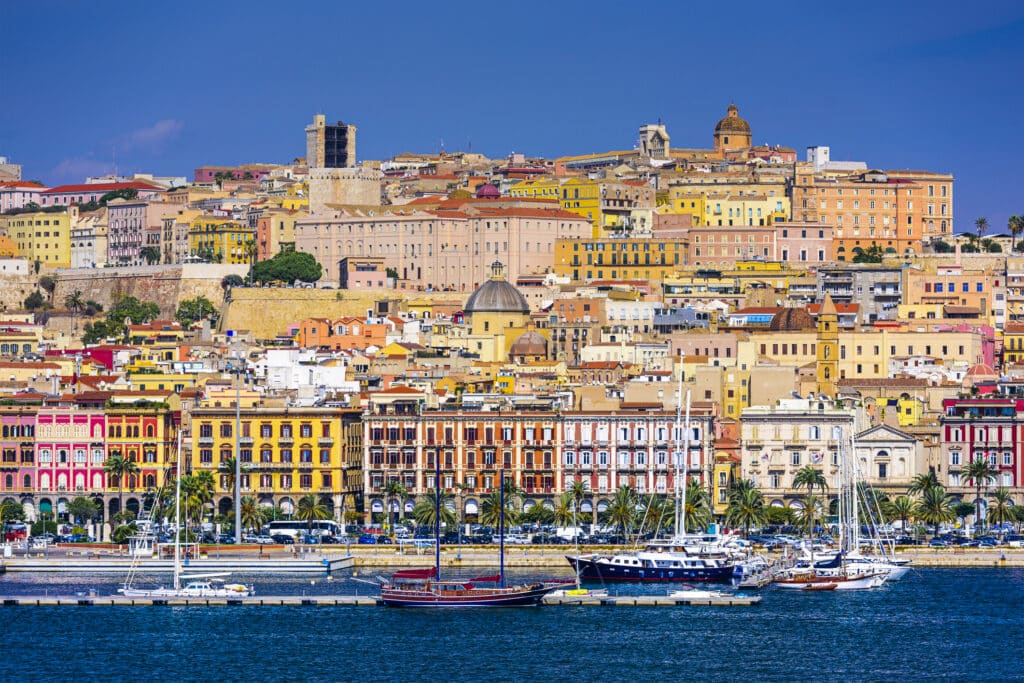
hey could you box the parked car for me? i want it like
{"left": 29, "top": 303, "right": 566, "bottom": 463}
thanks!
{"left": 357, "top": 533, "right": 378, "bottom": 545}
{"left": 254, "top": 535, "right": 275, "bottom": 545}
{"left": 977, "top": 537, "right": 1000, "bottom": 547}
{"left": 217, "top": 534, "right": 236, "bottom": 544}
{"left": 928, "top": 538, "right": 950, "bottom": 547}
{"left": 270, "top": 534, "right": 295, "bottom": 545}
{"left": 1005, "top": 535, "right": 1024, "bottom": 548}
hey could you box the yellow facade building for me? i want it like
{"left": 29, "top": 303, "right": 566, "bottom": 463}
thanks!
{"left": 554, "top": 237, "right": 686, "bottom": 282}
{"left": 509, "top": 177, "right": 655, "bottom": 237}
{"left": 189, "top": 217, "right": 255, "bottom": 265}
{"left": 189, "top": 404, "right": 363, "bottom": 519}
{"left": 1, "top": 210, "right": 71, "bottom": 268}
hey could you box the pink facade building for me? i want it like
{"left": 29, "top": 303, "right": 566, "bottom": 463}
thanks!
{"left": 940, "top": 397, "right": 1023, "bottom": 502}
{"left": 0, "top": 181, "right": 47, "bottom": 213}
{"left": 40, "top": 182, "right": 164, "bottom": 207}
{"left": 34, "top": 408, "right": 107, "bottom": 502}
{"left": 0, "top": 406, "right": 36, "bottom": 501}
{"left": 194, "top": 165, "right": 275, "bottom": 183}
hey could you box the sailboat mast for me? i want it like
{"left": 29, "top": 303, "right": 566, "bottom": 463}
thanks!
{"left": 682, "top": 390, "right": 691, "bottom": 536}
{"left": 173, "top": 428, "right": 182, "bottom": 591}
{"left": 434, "top": 445, "right": 441, "bottom": 582}
{"left": 499, "top": 470, "right": 505, "bottom": 588}
{"left": 673, "top": 372, "right": 683, "bottom": 539}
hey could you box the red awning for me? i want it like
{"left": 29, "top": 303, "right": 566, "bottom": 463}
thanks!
{"left": 392, "top": 568, "right": 436, "bottom": 579}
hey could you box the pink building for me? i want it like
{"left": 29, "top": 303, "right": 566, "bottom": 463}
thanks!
{"left": 194, "top": 165, "right": 275, "bottom": 183}
{"left": 39, "top": 182, "right": 164, "bottom": 207}
{"left": 1, "top": 407, "right": 36, "bottom": 503}
{"left": 0, "top": 181, "right": 47, "bottom": 213}
{"left": 34, "top": 408, "right": 107, "bottom": 516}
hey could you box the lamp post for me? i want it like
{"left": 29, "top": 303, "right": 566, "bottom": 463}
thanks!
{"left": 227, "top": 345, "right": 244, "bottom": 544}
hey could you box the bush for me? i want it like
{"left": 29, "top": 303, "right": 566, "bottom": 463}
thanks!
{"left": 31, "top": 520, "right": 58, "bottom": 536}
{"left": 24, "top": 290, "right": 46, "bottom": 311}
{"left": 112, "top": 523, "right": 138, "bottom": 544}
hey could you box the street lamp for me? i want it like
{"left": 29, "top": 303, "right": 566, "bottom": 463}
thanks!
{"left": 227, "top": 343, "right": 245, "bottom": 543}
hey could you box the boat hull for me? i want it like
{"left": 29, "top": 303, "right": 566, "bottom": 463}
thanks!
{"left": 380, "top": 583, "right": 553, "bottom": 607}
{"left": 567, "top": 556, "right": 735, "bottom": 583}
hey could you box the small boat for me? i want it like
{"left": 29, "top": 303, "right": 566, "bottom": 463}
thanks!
{"left": 119, "top": 574, "right": 253, "bottom": 598}
{"left": 567, "top": 551, "right": 735, "bottom": 583}
{"left": 774, "top": 570, "right": 885, "bottom": 591}
{"left": 668, "top": 585, "right": 731, "bottom": 600}
{"left": 801, "top": 582, "right": 838, "bottom": 592}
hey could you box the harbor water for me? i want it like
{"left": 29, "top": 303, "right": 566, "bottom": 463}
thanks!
{"left": 1, "top": 567, "right": 1022, "bottom": 682}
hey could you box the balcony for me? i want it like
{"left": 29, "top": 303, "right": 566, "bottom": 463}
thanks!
{"left": 197, "top": 436, "right": 214, "bottom": 446}
{"left": 279, "top": 436, "right": 294, "bottom": 445}
{"left": 318, "top": 437, "right": 334, "bottom": 446}
{"left": 239, "top": 436, "right": 254, "bottom": 445}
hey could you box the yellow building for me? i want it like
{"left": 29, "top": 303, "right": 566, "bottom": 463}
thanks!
{"left": 509, "top": 177, "right": 654, "bottom": 237}
{"left": 464, "top": 262, "right": 533, "bottom": 362}
{"left": 0, "top": 210, "right": 71, "bottom": 268}
{"left": 189, "top": 404, "right": 363, "bottom": 518}
{"left": 554, "top": 237, "right": 686, "bottom": 282}
{"left": 663, "top": 261, "right": 810, "bottom": 309}
{"left": 189, "top": 216, "right": 255, "bottom": 265}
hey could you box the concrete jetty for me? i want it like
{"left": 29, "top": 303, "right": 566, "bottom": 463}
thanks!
{"left": 0, "top": 593, "right": 761, "bottom": 608}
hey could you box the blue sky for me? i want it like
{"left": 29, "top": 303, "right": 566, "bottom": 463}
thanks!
{"left": 2, "top": 1, "right": 1022, "bottom": 232}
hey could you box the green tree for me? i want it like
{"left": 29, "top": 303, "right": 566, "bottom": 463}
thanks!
{"left": 104, "top": 454, "right": 139, "bottom": 517}
{"left": 38, "top": 275, "right": 56, "bottom": 302}
{"left": 852, "top": 244, "right": 884, "bottom": 263}
{"left": 382, "top": 480, "right": 408, "bottom": 531}
{"left": 601, "top": 485, "right": 638, "bottom": 539}
{"left": 793, "top": 465, "right": 828, "bottom": 541}
{"left": 1009, "top": 215, "right": 1024, "bottom": 253}
{"left": 139, "top": 246, "right": 161, "bottom": 265}
{"left": 221, "top": 274, "right": 245, "bottom": 291}
{"left": 175, "top": 295, "right": 219, "bottom": 327}
{"left": 641, "top": 493, "right": 674, "bottom": 534}
{"left": 240, "top": 496, "right": 263, "bottom": 535}
{"left": 884, "top": 495, "right": 915, "bottom": 533}
{"left": 684, "top": 479, "right": 711, "bottom": 533}
{"left": 764, "top": 505, "right": 796, "bottom": 526}
{"left": 24, "top": 290, "right": 45, "bottom": 311}
{"left": 907, "top": 470, "right": 940, "bottom": 498}
{"left": 65, "top": 290, "right": 85, "bottom": 332}
{"left": 952, "top": 502, "right": 975, "bottom": 531}
{"left": 0, "top": 500, "right": 25, "bottom": 527}
{"left": 986, "top": 487, "right": 1013, "bottom": 537}
{"left": 67, "top": 497, "right": 100, "bottom": 524}
{"left": 250, "top": 250, "right": 322, "bottom": 285}
{"left": 479, "top": 489, "right": 519, "bottom": 528}
{"left": 932, "top": 239, "right": 954, "bottom": 254}
{"left": 83, "top": 294, "right": 161, "bottom": 344}
{"left": 553, "top": 491, "right": 577, "bottom": 528}
{"left": 99, "top": 188, "right": 139, "bottom": 204}
{"left": 974, "top": 216, "right": 989, "bottom": 241}
{"left": 915, "top": 486, "right": 955, "bottom": 537}
{"left": 522, "top": 503, "right": 555, "bottom": 525}
{"left": 112, "top": 522, "right": 138, "bottom": 544}
{"left": 725, "top": 480, "right": 766, "bottom": 535}
{"left": 296, "top": 494, "right": 330, "bottom": 538}
{"left": 797, "top": 495, "right": 826, "bottom": 536}
{"left": 411, "top": 489, "right": 457, "bottom": 528}
{"left": 961, "top": 457, "right": 997, "bottom": 534}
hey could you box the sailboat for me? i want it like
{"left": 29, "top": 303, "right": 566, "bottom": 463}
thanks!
{"left": 566, "top": 384, "right": 736, "bottom": 583}
{"left": 551, "top": 490, "right": 608, "bottom": 599}
{"left": 379, "top": 467, "right": 557, "bottom": 607}
{"left": 118, "top": 430, "right": 253, "bottom": 598}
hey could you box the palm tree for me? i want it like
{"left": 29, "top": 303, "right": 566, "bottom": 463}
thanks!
{"left": 642, "top": 494, "right": 673, "bottom": 534}
{"left": 684, "top": 479, "right": 710, "bottom": 533}
{"left": 64, "top": 290, "right": 84, "bottom": 332}
{"left": 975, "top": 216, "right": 989, "bottom": 241}
{"left": 1008, "top": 215, "right": 1023, "bottom": 253}
{"left": 296, "top": 494, "right": 330, "bottom": 538}
{"left": 412, "top": 489, "right": 457, "bottom": 528}
{"left": 907, "top": 470, "right": 940, "bottom": 498}
{"left": 792, "top": 465, "right": 828, "bottom": 543}
{"left": 725, "top": 481, "right": 766, "bottom": 535}
{"left": 884, "top": 495, "right": 915, "bottom": 534}
{"left": 952, "top": 502, "right": 975, "bottom": 532}
{"left": 987, "top": 487, "right": 1014, "bottom": 538}
{"left": 479, "top": 490, "right": 518, "bottom": 528}
{"left": 104, "top": 454, "right": 139, "bottom": 518}
{"left": 382, "top": 480, "right": 407, "bottom": 532}
{"left": 915, "top": 485, "right": 955, "bottom": 537}
{"left": 240, "top": 496, "right": 263, "bottom": 536}
{"left": 961, "top": 457, "right": 997, "bottom": 534}
{"left": 601, "top": 485, "right": 638, "bottom": 540}
{"left": 797, "top": 495, "right": 825, "bottom": 536}
{"left": 553, "top": 492, "right": 577, "bottom": 528}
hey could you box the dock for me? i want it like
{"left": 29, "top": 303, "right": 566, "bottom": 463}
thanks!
{"left": 0, "top": 593, "right": 761, "bottom": 607}
{"left": 1, "top": 554, "right": 354, "bottom": 574}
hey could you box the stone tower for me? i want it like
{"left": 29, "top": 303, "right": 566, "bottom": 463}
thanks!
{"left": 816, "top": 294, "right": 839, "bottom": 397}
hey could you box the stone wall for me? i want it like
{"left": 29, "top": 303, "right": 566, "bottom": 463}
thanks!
{"left": 52, "top": 264, "right": 248, "bottom": 318}
{"left": 0, "top": 274, "right": 42, "bottom": 311}
{"left": 221, "top": 287, "right": 467, "bottom": 340}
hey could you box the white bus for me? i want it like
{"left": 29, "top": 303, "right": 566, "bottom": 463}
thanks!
{"left": 265, "top": 520, "right": 343, "bottom": 540}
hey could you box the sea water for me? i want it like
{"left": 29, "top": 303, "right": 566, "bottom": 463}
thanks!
{"left": 1, "top": 567, "right": 1021, "bottom": 682}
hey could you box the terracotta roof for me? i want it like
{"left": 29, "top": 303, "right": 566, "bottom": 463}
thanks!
{"left": 837, "top": 378, "right": 929, "bottom": 388}
{"left": 42, "top": 181, "right": 163, "bottom": 194}
{"left": 807, "top": 302, "right": 859, "bottom": 314}
{"left": 376, "top": 386, "right": 423, "bottom": 395}
{"left": 0, "top": 181, "right": 46, "bottom": 189}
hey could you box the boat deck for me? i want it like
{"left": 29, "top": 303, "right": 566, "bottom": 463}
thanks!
{"left": 0, "top": 593, "right": 761, "bottom": 607}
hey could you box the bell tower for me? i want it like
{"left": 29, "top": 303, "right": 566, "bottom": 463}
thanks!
{"left": 816, "top": 294, "right": 839, "bottom": 397}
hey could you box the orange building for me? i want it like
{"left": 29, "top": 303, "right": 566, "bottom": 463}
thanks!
{"left": 295, "top": 316, "right": 390, "bottom": 350}
{"left": 792, "top": 166, "right": 953, "bottom": 260}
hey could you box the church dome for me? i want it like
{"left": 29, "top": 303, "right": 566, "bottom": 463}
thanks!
{"left": 768, "top": 307, "right": 815, "bottom": 331}
{"left": 715, "top": 104, "right": 751, "bottom": 134}
{"left": 475, "top": 183, "right": 500, "bottom": 199}
{"left": 464, "top": 261, "right": 529, "bottom": 315}
{"left": 510, "top": 330, "right": 547, "bottom": 357}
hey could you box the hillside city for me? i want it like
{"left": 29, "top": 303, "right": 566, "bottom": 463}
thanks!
{"left": 1, "top": 105, "right": 1023, "bottom": 541}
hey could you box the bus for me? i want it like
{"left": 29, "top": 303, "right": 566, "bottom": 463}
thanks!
{"left": 264, "top": 520, "right": 343, "bottom": 540}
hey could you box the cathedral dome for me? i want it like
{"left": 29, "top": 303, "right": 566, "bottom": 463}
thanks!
{"left": 464, "top": 262, "right": 529, "bottom": 315}
{"left": 768, "top": 307, "right": 815, "bottom": 331}
{"left": 509, "top": 330, "right": 547, "bottom": 357}
{"left": 714, "top": 104, "right": 751, "bottom": 134}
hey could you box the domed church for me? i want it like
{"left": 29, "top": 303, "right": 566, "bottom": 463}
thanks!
{"left": 713, "top": 103, "right": 752, "bottom": 154}
{"left": 463, "top": 261, "right": 540, "bottom": 362}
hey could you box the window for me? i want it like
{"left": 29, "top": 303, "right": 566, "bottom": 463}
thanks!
{"left": 950, "top": 452, "right": 961, "bottom": 466}
{"left": 877, "top": 463, "right": 887, "bottom": 479}
{"left": 790, "top": 452, "right": 800, "bottom": 466}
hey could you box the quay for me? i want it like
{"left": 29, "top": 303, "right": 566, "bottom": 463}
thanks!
{"left": 0, "top": 593, "right": 760, "bottom": 607}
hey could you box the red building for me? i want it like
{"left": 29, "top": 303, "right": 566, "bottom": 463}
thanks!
{"left": 940, "top": 398, "right": 1022, "bottom": 513}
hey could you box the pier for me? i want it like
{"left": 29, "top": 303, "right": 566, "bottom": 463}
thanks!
{"left": 0, "top": 593, "right": 761, "bottom": 608}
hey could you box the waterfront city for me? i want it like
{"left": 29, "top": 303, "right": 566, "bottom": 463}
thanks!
{"left": 2, "top": 2, "right": 1024, "bottom": 680}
